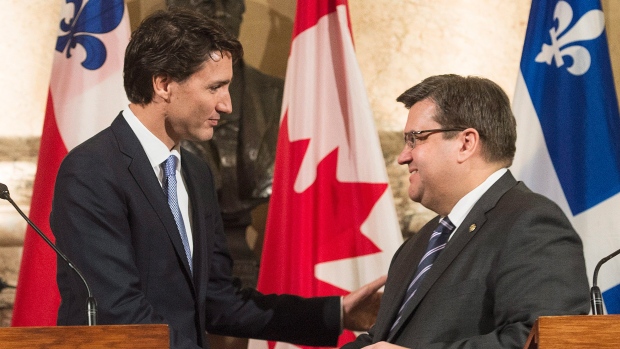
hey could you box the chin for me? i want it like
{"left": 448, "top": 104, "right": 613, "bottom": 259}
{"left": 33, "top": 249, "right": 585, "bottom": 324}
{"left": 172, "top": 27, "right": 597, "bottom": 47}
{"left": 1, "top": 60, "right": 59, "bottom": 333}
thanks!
{"left": 408, "top": 187, "right": 421, "bottom": 202}
{"left": 408, "top": 193, "right": 421, "bottom": 203}
{"left": 195, "top": 129, "right": 214, "bottom": 142}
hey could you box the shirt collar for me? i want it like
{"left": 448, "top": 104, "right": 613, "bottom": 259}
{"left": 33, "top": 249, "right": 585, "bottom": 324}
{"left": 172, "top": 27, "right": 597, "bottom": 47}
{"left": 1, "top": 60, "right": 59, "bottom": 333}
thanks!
{"left": 122, "top": 106, "right": 182, "bottom": 171}
{"left": 447, "top": 168, "right": 507, "bottom": 230}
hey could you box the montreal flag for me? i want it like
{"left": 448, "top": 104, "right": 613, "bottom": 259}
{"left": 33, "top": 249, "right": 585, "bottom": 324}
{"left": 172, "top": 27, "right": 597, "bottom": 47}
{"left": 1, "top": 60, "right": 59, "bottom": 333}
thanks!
{"left": 511, "top": 0, "right": 620, "bottom": 313}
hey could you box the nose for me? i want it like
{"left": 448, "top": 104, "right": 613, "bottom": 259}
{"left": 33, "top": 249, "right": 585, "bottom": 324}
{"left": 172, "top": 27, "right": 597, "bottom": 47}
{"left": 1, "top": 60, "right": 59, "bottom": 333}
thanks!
{"left": 217, "top": 90, "right": 233, "bottom": 114}
{"left": 397, "top": 145, "right": 412, "bottom": 165}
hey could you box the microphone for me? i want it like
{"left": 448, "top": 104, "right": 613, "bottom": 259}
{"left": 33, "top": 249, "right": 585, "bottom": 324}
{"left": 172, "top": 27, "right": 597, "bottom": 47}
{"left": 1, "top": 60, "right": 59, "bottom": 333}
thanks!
{"left": 0, "top": 182, "right": 97, "bottom": 325}
{"left": 590, "top": 247, "right": 620, "bottom": 315}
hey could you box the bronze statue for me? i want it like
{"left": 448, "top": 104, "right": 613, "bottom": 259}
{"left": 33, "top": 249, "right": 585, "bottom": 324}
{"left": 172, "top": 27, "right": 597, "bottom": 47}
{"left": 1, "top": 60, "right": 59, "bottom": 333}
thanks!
{"left": 166, "top": 0, "right": 283, "bottom": 288}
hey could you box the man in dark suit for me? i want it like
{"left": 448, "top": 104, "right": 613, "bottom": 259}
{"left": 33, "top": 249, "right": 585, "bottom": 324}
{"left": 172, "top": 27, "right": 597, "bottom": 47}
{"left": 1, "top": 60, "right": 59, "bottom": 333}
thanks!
{"left": 51, "top": 9, "right": 382, "bottom": 349}
{"left": 342, "top": 74, "right": 590, "bottom": 349}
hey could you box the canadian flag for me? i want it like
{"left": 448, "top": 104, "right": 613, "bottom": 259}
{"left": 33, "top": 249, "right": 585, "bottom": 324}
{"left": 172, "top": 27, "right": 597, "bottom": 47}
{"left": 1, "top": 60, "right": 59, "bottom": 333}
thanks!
{"left": 11, "top": 0, "right": 130, "bottom": 326}
{"left": 250, "top": 0, "right": 402, "bottom": 348}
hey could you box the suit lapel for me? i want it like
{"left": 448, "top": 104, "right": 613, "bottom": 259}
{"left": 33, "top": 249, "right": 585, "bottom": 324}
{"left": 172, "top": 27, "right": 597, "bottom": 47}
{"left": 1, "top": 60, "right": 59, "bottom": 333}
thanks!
{"left": 111, "top": 114, "right": 195, "bottom": 282}
{"left": 180, "top": 150, "right": 209, "bottom": 286}
{"left": 388, "top": 171, "right": 518, "bottom": 340}
{"left": 181, "top": 149, "right": 217, "bottom": 339}
{"left": 375, "top": 219, "right": 439, "bottom": 341}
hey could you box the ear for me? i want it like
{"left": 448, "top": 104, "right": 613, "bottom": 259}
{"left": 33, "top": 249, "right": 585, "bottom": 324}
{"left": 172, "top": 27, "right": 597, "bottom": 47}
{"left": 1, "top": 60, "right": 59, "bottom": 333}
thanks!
{"left": 456, "top": 128, "right": 480, "bottom": 163}
{"left": 152, "top": 74, "right": 172, "bottom": 102}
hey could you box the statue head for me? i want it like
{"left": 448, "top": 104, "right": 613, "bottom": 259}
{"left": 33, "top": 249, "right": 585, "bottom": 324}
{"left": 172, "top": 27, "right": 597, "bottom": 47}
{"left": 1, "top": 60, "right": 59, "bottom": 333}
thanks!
{"left": 167, "top": 0, "right": 246, "bottom": 38}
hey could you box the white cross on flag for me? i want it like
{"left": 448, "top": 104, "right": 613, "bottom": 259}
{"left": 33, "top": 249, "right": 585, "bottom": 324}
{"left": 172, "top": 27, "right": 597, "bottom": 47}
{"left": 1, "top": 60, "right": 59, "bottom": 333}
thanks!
{"left": 511, "top": 0, "right": 620, "bottom": 313}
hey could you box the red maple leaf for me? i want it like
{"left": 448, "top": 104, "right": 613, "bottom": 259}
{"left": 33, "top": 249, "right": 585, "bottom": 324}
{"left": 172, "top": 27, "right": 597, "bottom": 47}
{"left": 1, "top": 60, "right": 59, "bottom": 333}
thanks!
{"left": 258, "top": 114, "right": 387, "bottom": 348}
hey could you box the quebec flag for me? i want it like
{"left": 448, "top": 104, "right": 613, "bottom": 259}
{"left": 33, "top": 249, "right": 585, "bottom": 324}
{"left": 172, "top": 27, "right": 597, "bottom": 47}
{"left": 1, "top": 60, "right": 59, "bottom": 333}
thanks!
{"left": 511, "top": 0, "right": 620, "bottom": 313}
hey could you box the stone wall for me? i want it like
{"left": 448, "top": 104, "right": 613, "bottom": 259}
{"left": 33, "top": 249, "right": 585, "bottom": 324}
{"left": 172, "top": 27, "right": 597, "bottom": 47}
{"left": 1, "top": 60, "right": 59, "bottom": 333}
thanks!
{"left": 0, "top": 138, "right": 39, "bottom": 326}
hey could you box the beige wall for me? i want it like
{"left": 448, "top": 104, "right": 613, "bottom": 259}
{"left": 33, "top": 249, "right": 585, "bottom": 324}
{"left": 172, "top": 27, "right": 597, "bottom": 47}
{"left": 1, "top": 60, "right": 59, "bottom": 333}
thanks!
{"left": 1, "top": 0, "right": 620, "bottom": 325}
{"left": 3, "top": 0, "right": 620, "bottom": 137}
{"left": 0, "top": 1, "right": 59, "bottom": 137}
{"left": 350, "top": 0, "right": 531, "bottom": 131}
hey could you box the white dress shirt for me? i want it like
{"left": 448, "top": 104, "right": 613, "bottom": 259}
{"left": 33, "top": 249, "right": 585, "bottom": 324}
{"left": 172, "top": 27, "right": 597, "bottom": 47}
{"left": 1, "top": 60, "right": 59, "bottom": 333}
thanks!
{"left": 446, "top": 168, "right": 507, "bottom": 240}
{"left": 122, "top": 107, "right": 194, "bottom": 255}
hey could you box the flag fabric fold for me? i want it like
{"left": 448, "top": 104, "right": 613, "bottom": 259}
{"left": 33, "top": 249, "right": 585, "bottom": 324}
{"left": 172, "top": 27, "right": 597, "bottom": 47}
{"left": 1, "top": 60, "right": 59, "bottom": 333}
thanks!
{"left": 11, "top": 0, "right": 130, "bottom": 326}
{"left": 250, "top": 1, "right": 402, "bottom": 348}
{"left": 511, "top": 0, "right": 620, "bottom": 313}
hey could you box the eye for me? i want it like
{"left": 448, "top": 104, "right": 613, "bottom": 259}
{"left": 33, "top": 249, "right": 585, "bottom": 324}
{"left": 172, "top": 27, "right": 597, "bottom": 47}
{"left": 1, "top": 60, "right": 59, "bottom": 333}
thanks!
{"left": 207, "top": 84, "right": 224, "bottom": 93}
{"left": 207, "top": 81, "right": 230, "bottom": 93}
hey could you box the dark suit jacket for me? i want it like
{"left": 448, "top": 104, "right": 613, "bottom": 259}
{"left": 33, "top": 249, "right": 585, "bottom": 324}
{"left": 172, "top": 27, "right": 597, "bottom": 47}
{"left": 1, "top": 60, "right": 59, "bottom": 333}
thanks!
{"left": 342, "top": 171, "right": 589, "bottom": 349}
{"left": 51, "top": 114, "right": 340, "bottom": 349}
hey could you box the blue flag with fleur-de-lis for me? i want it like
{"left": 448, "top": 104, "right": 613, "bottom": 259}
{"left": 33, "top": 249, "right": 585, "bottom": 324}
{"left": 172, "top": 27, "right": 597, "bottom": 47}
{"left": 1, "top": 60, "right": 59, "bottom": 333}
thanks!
{"left": 55, "top": 0, "right": 125, "bottom": 70}
{"left": 511, "top": 0, "right": 620, "bottom": 313}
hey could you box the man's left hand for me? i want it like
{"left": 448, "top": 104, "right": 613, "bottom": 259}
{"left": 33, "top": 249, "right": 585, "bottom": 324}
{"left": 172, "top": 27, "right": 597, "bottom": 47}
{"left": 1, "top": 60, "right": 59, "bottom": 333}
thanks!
{"left": 342, "top": 275, "right": 387, "bottom": 331}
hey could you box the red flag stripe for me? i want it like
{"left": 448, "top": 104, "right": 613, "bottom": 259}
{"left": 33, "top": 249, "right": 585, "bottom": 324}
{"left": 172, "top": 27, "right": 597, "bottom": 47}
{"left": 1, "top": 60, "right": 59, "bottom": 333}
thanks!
{"left": 292, "top": 0, "right": 350, "bottom": 39}
{"left": 11, "top": 91, "right": 67, "bottom": 326}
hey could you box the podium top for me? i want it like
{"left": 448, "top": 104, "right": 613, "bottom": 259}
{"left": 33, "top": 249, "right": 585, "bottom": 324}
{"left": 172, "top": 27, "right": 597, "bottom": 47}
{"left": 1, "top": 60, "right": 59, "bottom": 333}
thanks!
{"left": 524, "top": 315, "right": 620, "bottom": 349}
{"left": 0, "top": 324, "right": 169, "bottom": 349}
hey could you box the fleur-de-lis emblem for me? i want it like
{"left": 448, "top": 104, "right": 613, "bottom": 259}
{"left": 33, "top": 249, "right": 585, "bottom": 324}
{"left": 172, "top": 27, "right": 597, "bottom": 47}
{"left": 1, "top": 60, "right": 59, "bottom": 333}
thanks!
{"left": 55, "top": 0, "right": 125, "bottom": 71}
{"left": 535, "top": 1, "right": 605, "bottom": 76}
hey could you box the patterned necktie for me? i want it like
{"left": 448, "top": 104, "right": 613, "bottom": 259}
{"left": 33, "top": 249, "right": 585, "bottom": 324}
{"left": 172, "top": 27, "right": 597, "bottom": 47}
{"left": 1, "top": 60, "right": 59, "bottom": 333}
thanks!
{"left": 388, "top": 217, "right": 455, "bottom": 339}
{"left": 162, "top": 155, "right": 193, "bottom": 274}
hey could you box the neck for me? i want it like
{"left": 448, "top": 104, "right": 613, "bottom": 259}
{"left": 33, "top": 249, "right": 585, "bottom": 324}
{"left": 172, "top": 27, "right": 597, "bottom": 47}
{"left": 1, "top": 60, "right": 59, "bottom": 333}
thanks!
{"left": 435, "top": 163, "right": 505, "bottom": 216}
{"left": 129, "top": 103, "right": 177, "bottom": 150}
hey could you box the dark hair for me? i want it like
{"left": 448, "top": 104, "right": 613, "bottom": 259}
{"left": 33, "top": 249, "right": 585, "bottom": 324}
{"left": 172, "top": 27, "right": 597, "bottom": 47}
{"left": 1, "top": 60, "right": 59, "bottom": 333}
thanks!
{"left": 166, "top": 0, "right": 246, "bottom": 38}
{"left": 124, "top": 7, "right": 243, "bottom": 104}
{"left": 397, "top": 74, "right": 517, "bottom": 166}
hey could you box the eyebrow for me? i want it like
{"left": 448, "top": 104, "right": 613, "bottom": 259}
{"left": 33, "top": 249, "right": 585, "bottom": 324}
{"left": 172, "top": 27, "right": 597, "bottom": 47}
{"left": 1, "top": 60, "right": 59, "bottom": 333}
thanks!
{"left": 209, "top": 79, "right": 231, "bottom": 88}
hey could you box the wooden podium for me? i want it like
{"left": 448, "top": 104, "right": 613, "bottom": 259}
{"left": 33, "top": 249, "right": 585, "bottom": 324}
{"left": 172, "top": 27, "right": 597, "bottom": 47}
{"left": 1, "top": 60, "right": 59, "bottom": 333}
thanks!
{"left": 0, "top": 324, "right": 169, "bottom": 348}
{"left": 524, "top": 315, "right": 620, "bottom": 349}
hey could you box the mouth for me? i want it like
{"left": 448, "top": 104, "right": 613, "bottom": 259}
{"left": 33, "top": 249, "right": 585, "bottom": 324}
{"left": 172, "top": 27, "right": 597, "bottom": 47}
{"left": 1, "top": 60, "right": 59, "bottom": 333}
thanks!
{"left": 208, "top": 118, "right": 219, "bottom": 126}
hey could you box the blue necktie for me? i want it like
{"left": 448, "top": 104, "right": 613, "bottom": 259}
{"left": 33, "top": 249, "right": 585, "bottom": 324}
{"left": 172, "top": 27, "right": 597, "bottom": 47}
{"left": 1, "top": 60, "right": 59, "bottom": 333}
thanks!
{"left": 388, "top": 217, "right": 455, "bottom": 339}
{"left": 162, "top": 155, "right": 193, "bottom": 274}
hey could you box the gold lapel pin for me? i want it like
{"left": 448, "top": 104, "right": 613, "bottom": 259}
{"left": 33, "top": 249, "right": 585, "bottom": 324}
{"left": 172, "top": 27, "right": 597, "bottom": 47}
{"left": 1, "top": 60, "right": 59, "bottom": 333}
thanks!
{"left": 469, "top": 224, "right": 476, "bottom": 232}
